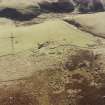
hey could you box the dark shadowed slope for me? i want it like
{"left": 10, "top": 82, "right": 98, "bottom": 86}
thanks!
{"left": 0, "top": 7, "right": 41, "bottom": 21}
{"left": 39, "top": 0, "right": 74, "bottom": 13}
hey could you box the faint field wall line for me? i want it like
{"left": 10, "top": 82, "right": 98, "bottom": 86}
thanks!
{"left": 0, "top": 33, "right": 16, "bottom": 55}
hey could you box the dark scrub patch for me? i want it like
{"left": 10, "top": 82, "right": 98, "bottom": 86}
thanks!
{"left": 0, "top": 7, "right": 40, "bottom": 21}
{"left": 39, "top": 1, "right": 74, "bottom": 13}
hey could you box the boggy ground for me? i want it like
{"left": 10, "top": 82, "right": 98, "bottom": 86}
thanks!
{"left": 0, "top": 40, "right": 105, "bottom": 105}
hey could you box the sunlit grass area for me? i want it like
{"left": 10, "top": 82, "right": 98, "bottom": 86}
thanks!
{"left": 65, "top": 12, "right": 105, "bottom": 38}
{"left": 0, "top": 19, "right": 96, "bottom": 55}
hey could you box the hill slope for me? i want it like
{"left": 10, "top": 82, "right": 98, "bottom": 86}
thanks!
{"left": 64, "top": 12, "right": 105, "bottom": 38}
{"left": 0, "top": 19, "right": 97, "bottom": 56}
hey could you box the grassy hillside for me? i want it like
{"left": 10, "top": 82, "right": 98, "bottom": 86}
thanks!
{"left": 0, "top": 19, "right": 96, "bottom": 56}
{"left": 0, "top": 1, "right": 105, "bottom": 105}
{"left": 64, "top": 12, "right": 105, "bottom": 38}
